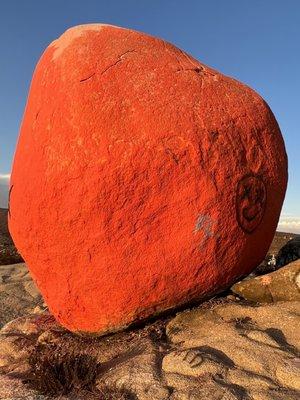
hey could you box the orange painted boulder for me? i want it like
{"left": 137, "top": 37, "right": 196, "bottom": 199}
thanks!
{"left": 9, "top": 24, "right": 288, "bottom": 335}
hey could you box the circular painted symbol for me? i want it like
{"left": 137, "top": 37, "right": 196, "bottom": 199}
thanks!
{"left": 236, "top": 174, "right": 267, "bottom": 233}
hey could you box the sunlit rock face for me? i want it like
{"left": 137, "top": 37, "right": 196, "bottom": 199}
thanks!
{"left": 9, "top": 24, "right": 287, "bottom": 335}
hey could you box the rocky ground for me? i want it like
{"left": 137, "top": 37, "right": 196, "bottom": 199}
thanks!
{"left": 0, "top": 263, "right": 45, "bottom": 328}
{"left": 0, "top": 209, "right": 299, "bottom": 399}
{"left": 0, "top": 287, "right": 299, "bottom": 400}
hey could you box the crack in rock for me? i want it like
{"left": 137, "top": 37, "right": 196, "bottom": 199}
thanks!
{"left": 79, "top": 50, "right": 136, "bottom": 82}
{"left": 101, "top": 50, "right": 136, "bottom": 75}
{"left": 79, "top": 73, "right": 96, "bottom": 82}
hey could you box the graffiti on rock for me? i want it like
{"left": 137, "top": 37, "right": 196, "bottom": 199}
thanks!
{"left": 236, "top": 174, "right": 267, "bottom": 234}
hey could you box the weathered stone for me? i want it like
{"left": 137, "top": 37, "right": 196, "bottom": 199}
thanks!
{"left": 0, "top": 314, "right": 58, "bottom": 375}
{"left": 0, "top": 263, "right": 43, "bottom": 328}
{"left": 231, "top": 260, "right": 300, "bottom": 302}
{"left": 9, "top": 24, "right": 287, "bottom": 334}
{"left": 0, "top": 374, "right": 49, "bottom": 400}
{"left": 0, "top": 300, "right": 299, "bottom": 399}
{"left": 165, "top": 301, "right": 300, "bottom": 399}
{"left": 0, "top": 313, "right": 168, "bottom": 400}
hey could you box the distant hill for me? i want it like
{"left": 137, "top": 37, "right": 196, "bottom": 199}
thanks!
{"left": 0, "top": 208, "right": 24, "bottom": 265}
{"left": 0, "top": 208, "right": 11, "bottom": 244}
{"left": 268, "top": 231, "right": 299, "bottom": 255}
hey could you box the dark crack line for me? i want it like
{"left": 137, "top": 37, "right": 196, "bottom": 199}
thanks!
{"left": 101, "top": 59, "right": 122, "bottom": 75}
{"left": 165, "top": 148, "right": 179, "bottom": 164}
{"left": 101, "top": 50, "right": 136, "bottom": 75}
{"left": 175, "top": 67, "right": 203, "bottom": 74}
{"left": 80, "top": 50, "right": 136, "bottom": 81}
{"left": 80, "top": 73, "right": 96, "bottom": 83}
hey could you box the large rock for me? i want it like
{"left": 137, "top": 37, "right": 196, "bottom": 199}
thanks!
{"left": 9, "top": 24, "right": 287, "bottom": 335}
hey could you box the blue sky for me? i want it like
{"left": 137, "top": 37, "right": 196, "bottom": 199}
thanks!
{"left": 0, "top": 0, "right": 299, "bottom": 232}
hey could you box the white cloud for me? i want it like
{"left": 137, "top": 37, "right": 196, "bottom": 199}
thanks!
{"left": 277, "top": 215, "right": 300, "bottom": 234}
{"left": 0, "top": 173, "right": 10, "bottom": 209}
{"left": 279, "top": 212, "right": 294, "bottom": 218}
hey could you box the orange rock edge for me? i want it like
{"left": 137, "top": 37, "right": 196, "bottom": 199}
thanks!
{"left": 9, "top": 24, "right": 288, "bottom": 335}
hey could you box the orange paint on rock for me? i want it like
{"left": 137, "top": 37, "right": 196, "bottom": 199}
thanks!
{"left": 9, "top": 24, "right": 288, "bottom": 335}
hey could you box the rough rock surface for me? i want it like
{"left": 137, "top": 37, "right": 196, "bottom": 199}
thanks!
{"left": 9, "top": 24, "right": 288, "bottom": 334}
{"left": 0, "top": 299, "right": 299, "bottom": 400}
{"left": 231, "top": 260, "right": 300, "bottom": 302}
{"left": 165, "top": 300, "right": 300, "bottom": 400}
{"left": 0, "top": 375, "right": 48, "bottom": 400}
{"left": 0, "top": 263, "right": 45, "bottom": 328}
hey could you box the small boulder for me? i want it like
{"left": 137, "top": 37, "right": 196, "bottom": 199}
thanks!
{"left": 231, "top": 260, "right": 300, "bottom": 302}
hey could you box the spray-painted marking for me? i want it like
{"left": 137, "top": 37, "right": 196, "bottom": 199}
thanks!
{"left": 194, "top": 214, "right": 217, "bottom": 250}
